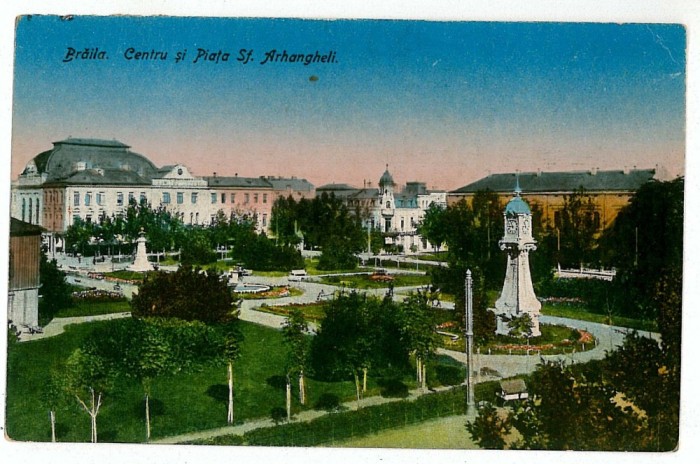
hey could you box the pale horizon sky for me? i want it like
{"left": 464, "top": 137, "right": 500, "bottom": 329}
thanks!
{"left": 11, "top": 17, "right": 686, "bottom": 190}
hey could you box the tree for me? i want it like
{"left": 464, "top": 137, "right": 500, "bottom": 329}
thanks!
{"left": 466, "top": 403, "right": 512, "bottom": 449}
{"left": 556, "top": 187, "right": 599, "bottom": 267}
{"left": 131, "top": 265, "right": 237, "bottom": 324}
{"left": 41, "top": 369, "right": 68, "bottom": 442}
{"left": 507, "top": 314, "right": 534, "bottom": 341}
{"left": 134, "top": 322, "right": 171, "bottom": 440}
{"left": 398, "top": 291, "right": 439, "bottom": 390}
{"left": 62, "top": 348, "right": 113, "bottom": 443}
{"left": 222, "top": 322, "right": 242, "bottom": 425}
{"left": 38, "top": 253, "right": 72, "bottom": 323}
{"left": 417, "top": 203, "right": 448, "bottom": 252}
{"left": 283, "top": 308, "right": 310, "bottom": 421}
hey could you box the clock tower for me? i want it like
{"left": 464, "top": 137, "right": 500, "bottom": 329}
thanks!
{"left": 492, "top": 179, "right": 542, "bottom": 336}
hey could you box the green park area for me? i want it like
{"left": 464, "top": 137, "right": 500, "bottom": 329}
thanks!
{"left": 319, "top": 273, "right": 431, "bottom": 289}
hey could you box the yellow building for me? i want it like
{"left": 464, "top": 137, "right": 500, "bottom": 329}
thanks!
{"left": 448, "top": 169, "right": 656, "bottom": 232}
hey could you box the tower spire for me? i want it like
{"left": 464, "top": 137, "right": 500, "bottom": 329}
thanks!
{"left": 514, "top": 172, "right": 522, "bottom": 196}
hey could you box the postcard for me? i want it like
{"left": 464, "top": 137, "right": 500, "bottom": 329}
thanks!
{"left": 2, "top": 5, "right": 695, "bottom": 464}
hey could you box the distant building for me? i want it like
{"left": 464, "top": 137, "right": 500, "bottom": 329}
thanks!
{"left": 449, "top": 168, "right": 656, "bottom": 232}
{"left": 317, "top": 166, "right": 446, "bottom": 253}
{"left": 8, "top": 218, "right": 43, "bottom": 329}
{"left": 11, "top": 138, "right": 315, "bottom": 237}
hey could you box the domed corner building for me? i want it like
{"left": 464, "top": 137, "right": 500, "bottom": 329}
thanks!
{"left": 12, "top": 138, "right": 158, "bottom": 244}
{"left": 11, "top": 137, "right": 316, "bottom": 252}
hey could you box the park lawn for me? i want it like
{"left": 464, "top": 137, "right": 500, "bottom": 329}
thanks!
{"left": 540, "top": 302, "right": 657, "bottom": 332}
{"left": 103, "top": 270, "right": 153, "bottom": 282}
{"left": 5, "top": 319, "right": 385, "bottom": 443}
{"left": 303, "top": 258, "right": 372, "bottom": 276}
{"left": 255, "top": 303, "right": 327, "bottom": 323}
{"left": 55, "top": 299, "right": 131, "bottom": 318}
{"left": 320, "top": 273, "right": 431, "bottom": 289}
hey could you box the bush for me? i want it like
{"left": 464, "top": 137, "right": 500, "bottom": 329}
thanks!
{"left": 314, "top": 393, "right": 343, "bottom": 412}
{"left": 270, "top": 407, "right": 287, "bottom": 425}
{"left": 379, "top": 378, "right": 409, "bottom": 398}
{"left": 435, "top": 364, "right": 464, "bottom": 386}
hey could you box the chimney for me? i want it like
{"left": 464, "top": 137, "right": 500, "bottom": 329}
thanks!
{"left": 213, "top": 172, "right": 217, "bottom": 178}
{"left": 590, "top": 167, "right": 598, "bottom": 176}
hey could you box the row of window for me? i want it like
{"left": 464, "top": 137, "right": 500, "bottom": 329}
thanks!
{"left": 69, "top": 190, "right": 270, "bottom": 208}
{"left": 208, "top": 192, "right": 268, "bottom": 205}
{"left": 73, "top": 191, "right": 147, "bottom": 207}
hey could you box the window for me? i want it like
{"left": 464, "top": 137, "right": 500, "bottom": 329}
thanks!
{"left": 211, "top": 193, "right": 217, "bottom": 204}
{"left": 263, "top": 194, "right": 268, "bottom": 204}
{"left": 128, "top": 192, "right": 135, "bottom": 203}
{"left": 254, "top": 193, "right": 259, "bottom": 203}
{"left": 386, "top": 201, "right": 391, "bottom": 209}
{"left": 230, "top": 193, "right": 236, "bottom": 203}
{"left": 28, "top": 198, "right": 32, "bottom": 223}
{"left": 140, "top": 192, "right": 147, "bottom": 203}
{"left": 86, "top": 214, "right": 92, "bottom": 224}
{"left": 21, "top": 198, "right": 26, "bottom": 221}
{"left": 191, "top": 192, "right": 198, "bottom": 204}
{"left": 221, "top": 193, "right": 226, "bottom": 204}
{"left": 96, "top": 192, "right": 105, "bottom": 206}
{"left": 244, "top": 193, "right": 250, "bottom": 204}
{"left": 177, "top": 192, "right": 184, "bottom": 204}
{"left": 117, "top": 192, "right": 124, "bottom": 206}
{"left": 162, "top": 192, "right": 171, "bottom": 204}
{"left": 262, "top": 213, "right": 268, "bottom": 227}
{"left": 74, "top": 192, "right": 81, "bottom": 206}
{"left": 400, "top": 218, "right": 405, "bottom": 231}
{"left": 85, "top": 192, "right": 92, "bottom": 206}
{"left": 195, "top": 212, "right": 199, "bottom": 223}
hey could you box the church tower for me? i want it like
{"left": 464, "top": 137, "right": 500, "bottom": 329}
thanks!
{"left": 492, "top": 179, "right": 542, "bottom": 337}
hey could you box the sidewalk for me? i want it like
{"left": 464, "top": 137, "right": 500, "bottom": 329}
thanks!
{"left": 151, "top": 383, "right": 455, "bottom": 445}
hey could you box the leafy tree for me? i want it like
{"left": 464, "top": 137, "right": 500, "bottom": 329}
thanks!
{"left": 38, "top": 253, "right": 72, "bottom": 323}
{"left": 417, "top": 203, "right": 448, "bottom": 252}
{"left": 131, "top": 265, "right": 237, "bottom": 324}
{"left": 558, "top": 188, "right": 599, "bottom": 267}
{"left": 283, "top": 308, "right": 310, "bottom": 420}
{"left": 180, "top": 227, "right": 216, "bottom": 265}
{"left": 398, "top": 291, "right": 439, "bottom": 389}
{"left": 61, "top": 348, "right": 113, "bottom": 443}
{"left": 41, "top": 369, "right": 68, "bottom": 442}
{"left": 466, "top": 402, "right": 512, "bottom": 449}
{"left": 133, "top": 322, "right": 171, "bottom": 440}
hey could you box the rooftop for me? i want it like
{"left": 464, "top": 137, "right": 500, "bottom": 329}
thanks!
{"left": 451, "top": 169, "right": 656, "bottom": 194}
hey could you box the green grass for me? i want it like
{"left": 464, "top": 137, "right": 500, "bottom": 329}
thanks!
{"left": 320, "top": 273, "right": 431, "bottom": 289}
{"left": 55, "top": 299, "right": 131, "bottom": 318}
{"left": 238, "top": 286, "right": 304, "bottom": 300}
{"left": 5, "top": 319, "right": 395, "bottom": 443}
{"left": 540, "top": 302, "right": 657, "bottom": 332}
{"left": 104, "top": 270, "right": 152, "bottom": 281}
{"left": 255, "top": 303, "right": 327, "bottom": 323}
{"left": 304, "top": 258, "right": 372, "bottom": 276}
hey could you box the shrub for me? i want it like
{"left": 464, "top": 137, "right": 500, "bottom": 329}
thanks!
{"left": 435, "top": 364, "right": 464, "bottom": 386}
{"left": 379, "top": 378, "right": 409, "bottom": 398}
{"left": 314, "top": 393, "right": 343, "bottom": 412}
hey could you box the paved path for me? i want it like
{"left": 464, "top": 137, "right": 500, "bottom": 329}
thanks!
{"left": 18, "top": 312, "right": 132, "bottom": 342}
{"left": 151, "top": 383, "right": 456, "bottom": 444}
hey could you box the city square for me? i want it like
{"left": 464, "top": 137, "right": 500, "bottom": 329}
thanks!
{"left": 4, "top": 13, "right": 686, "bottom": 457}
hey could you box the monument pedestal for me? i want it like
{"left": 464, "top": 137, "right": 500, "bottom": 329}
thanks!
{"left": 127, "top": 232, "right": 153, "bottom": 272}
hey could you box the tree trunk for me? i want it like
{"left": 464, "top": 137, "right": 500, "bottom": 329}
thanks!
{"left": 286, "top": 380, "right": 292, "bottom": 421}
{"left": 416, "top": 357, "right": 422, "bottom": 385}
{"left": 50, "top": 410, "right": 56, "bottom": 443}
{"left": 363, "top": 367, "right": 368, "bottom": 393}
{"left": 227, "top": 362, "right": 234, "bottom": 424}
{"left": 421, "top": 363, "right": 427, "bottom": 391}
{"left": 145, "top": 393, "right": 151, "bottom": 440}
{"left": 299, "top": 370, "right": 305, "bottom": 405}
{"left": 354, "top": 372, "right": 362, "bottom": 409}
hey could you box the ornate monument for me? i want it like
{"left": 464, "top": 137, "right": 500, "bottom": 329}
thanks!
{"left": 491, "top": 180, "right": 542, "bottom": 337}
{"left": 127, "top": 228, "right": 153, "bottom": 272}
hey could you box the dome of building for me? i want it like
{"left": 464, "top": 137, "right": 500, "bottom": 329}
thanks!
{"left": 21, "top": 137, "right": 158, "bottom": 182}
{"left": 379, "top": 165, "right": 395, "bottom": 187}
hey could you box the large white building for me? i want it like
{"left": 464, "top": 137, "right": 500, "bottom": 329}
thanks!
{"left": 11, "top": 138, "right": 314, "bottom": 244}
{"left": 316, "top": 166, "right": 446, "bottom": 253}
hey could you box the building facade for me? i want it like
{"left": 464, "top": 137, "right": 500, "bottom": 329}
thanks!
{"left": 317, "top": 166, "right": 446, "bottom": 253}
{"left": 8, "top": 218, "right": 43, "bottom": 329}
{"left": 448, "top": 169, "right": 657, "bottom": 233}
{"left": 11, "top": 138, "right": 314, "bottom": 237}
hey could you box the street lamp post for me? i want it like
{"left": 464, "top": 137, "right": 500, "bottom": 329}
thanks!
{"left": 465, "top": 269, "right": 475, "bottom": 420}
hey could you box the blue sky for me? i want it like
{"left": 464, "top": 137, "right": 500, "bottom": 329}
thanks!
{"left": 11, "top": 16, "right": 686, "bottom": 189}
